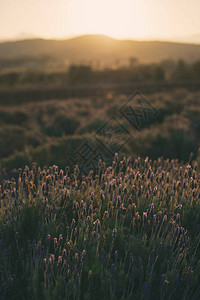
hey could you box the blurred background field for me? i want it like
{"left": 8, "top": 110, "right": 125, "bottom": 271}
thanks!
{"left": 0, "top": 87, "right": 200, "bottom": 179}
{"left": 1, "top": 36, "right": 200, "bottom": 89}
{"left": 0, "top": 35, "right": 200, "bottom": 180}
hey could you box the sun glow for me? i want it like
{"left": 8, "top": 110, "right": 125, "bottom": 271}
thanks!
{"left": 68, "top": 0, "right": 147, "bottom": 39}
{"left": 1, "top": 0, "right": 200, "bottom": 41}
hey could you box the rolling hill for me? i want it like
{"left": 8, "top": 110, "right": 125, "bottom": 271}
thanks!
{"left": 0, "top": 35, "right": 200, "bottom": 67}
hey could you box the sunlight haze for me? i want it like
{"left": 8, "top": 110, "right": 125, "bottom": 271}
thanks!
{"left": 1, "top": 0, "right": 200, "bottom": 42}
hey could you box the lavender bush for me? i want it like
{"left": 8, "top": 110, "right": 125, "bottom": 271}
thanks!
{"left": 0, "top": 155, "right": 200, "bottom": 299}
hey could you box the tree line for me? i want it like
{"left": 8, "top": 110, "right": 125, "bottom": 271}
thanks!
{"left": 1, "top": 58, "right": 200, "bottom": 87}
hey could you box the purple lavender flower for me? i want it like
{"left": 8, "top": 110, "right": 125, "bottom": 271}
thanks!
{"left": 149, "top": 249, "right": 155, "bottom": 263}
{"left": 54, "top": 238, "right": 57, "bottom": 248}
{"left": 62, "top": 249, "right": 67, "bottom": 258}
{"left": 81, "top": 250, "right": 86, "bottom": 261}
{"left": 74, "top": 228, "right": 78, "bottom": 237}
{"left": 43, "top": 258, "right": 47, "bottom": 268}
{"left": 86, "top": 215, "right": 90, "bottom": 225}
{"left": 157, "top": 242, "right": 163, "bottom": 255}
{"left": 114, "top": 250, "right": 118, "bottom": 261}
{"left": 57, "top": 256, "right": 62, "bottom": 267}
{"left": 71, "top": 218, "right": 76, "bottom": 229}
{"left": 49, "top": 254, "right": 55, "bottom": 264}
{"left": 163, "top": 215, "right": 167, "bottom": 225}
{"left": 67, "top": 242, "right": 71, "bottom": 250}
{"left": 174, "top": 204, "right": 182, "bottom": 214}
{"left": 46, "top": 234, "right": 51, "bottom": 244}
{"left": 59, "top": 234, "right": 63, "bottom": 245}
{"left": 75, "top": 273, "right": 80, "bottom": 286}
{"left": 93, "top": 219, "right": 101, "bottom": 232}
{"left": 143, "top": 212, "right": 148, "bottom": 223}
{"left": 117, "top": 195, "right": 121, "bottom": 208}
{"left": 75, "top": 253, "right": 79, "bottom": 262}
{"left": 90, "top": 192, "right": 94, "bottom": 201}
{"left": 153, "top": 186, "right": 157, "bottom": 196}
{"left": 111, "top": 263, "right": 115, "bottom": 274}
{"left": 100, "top": 190, "right": 105, "bottom": 202}
{"left": 88, "top": 204, "right": 93, "bottom": 216}
{"left": 112, "top": 228, "right": 117, "bottom": 239}
{"left": 15, "top": 232, "right": 19, "bottom": 241}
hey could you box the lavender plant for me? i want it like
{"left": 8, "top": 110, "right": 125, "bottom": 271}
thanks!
{"left": 0, "top": 155, "right": 200, "bottom": 300}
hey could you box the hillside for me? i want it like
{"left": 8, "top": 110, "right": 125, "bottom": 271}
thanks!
{"left": 1, "top": 35, "right": 200, "bottom": 65}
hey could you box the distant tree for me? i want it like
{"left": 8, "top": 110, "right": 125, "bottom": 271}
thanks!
{"left": 160, "top": 59, "right": 176, "bottom": 79}
{"left": 129, "top": 57, "right": 139, "bottom": 68}
{"left": 137, "top": 64, "right": 154, "bottom": 81}
{"left": 154, "top": 66, "right": 165, "bottom": 81}
{"left": 68, "top": 65, "right": 93, "bottom": 84}
{"left": 191, "top": 61, "right": 200, "bottom": 80}
{"left": 171, "top": 59, "right": 191, "bottom": 80}
{"left": 160, "top": 59, "right": 175, "bottom": 71}
{"left": 7, "top": 73, "right": 19, "bottom": 86}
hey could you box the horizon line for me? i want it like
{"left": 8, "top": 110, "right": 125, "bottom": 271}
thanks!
{"left": 0, "top": 33, "right": 200, "bottom": 46}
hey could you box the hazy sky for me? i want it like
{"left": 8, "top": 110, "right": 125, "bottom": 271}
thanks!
{"left": 1, "top": 0, "right": 200, "bottom": 41}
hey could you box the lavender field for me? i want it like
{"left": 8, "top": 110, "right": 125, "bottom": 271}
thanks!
{"left": 0, "top": 154, "right": 200, "bottom": 299}
{"left": 1, "top": 0, "right": 200, "bottom": 299}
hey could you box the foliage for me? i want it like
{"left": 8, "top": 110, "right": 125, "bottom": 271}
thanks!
{"left": 0, "top": 155, "right": 200, "bottom": 299}
{"left": 1, "top": 58, "right": 200, "bottom": 87}
{"left": 0, "top": 90, "right": 200, "bottom": 172}
{"left": 43, "top": 115, "right": 80, "bottom": 137}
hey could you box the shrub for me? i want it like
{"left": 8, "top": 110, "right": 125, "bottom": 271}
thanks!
{"left": 12, "top": 111, "right": 29, "bottom": 126}
{"left": 1, "top": 152, "right": 30, "bottom": 169}
{"left": 43, "top": 115, "right": 80, "bottom": 137}
{"left": 78, "top": 119, "right": 106, "bottom": 134}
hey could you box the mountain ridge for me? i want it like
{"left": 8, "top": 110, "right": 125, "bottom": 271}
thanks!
{"left": 1, "top": 34, "right": 200, "bottom": 64}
